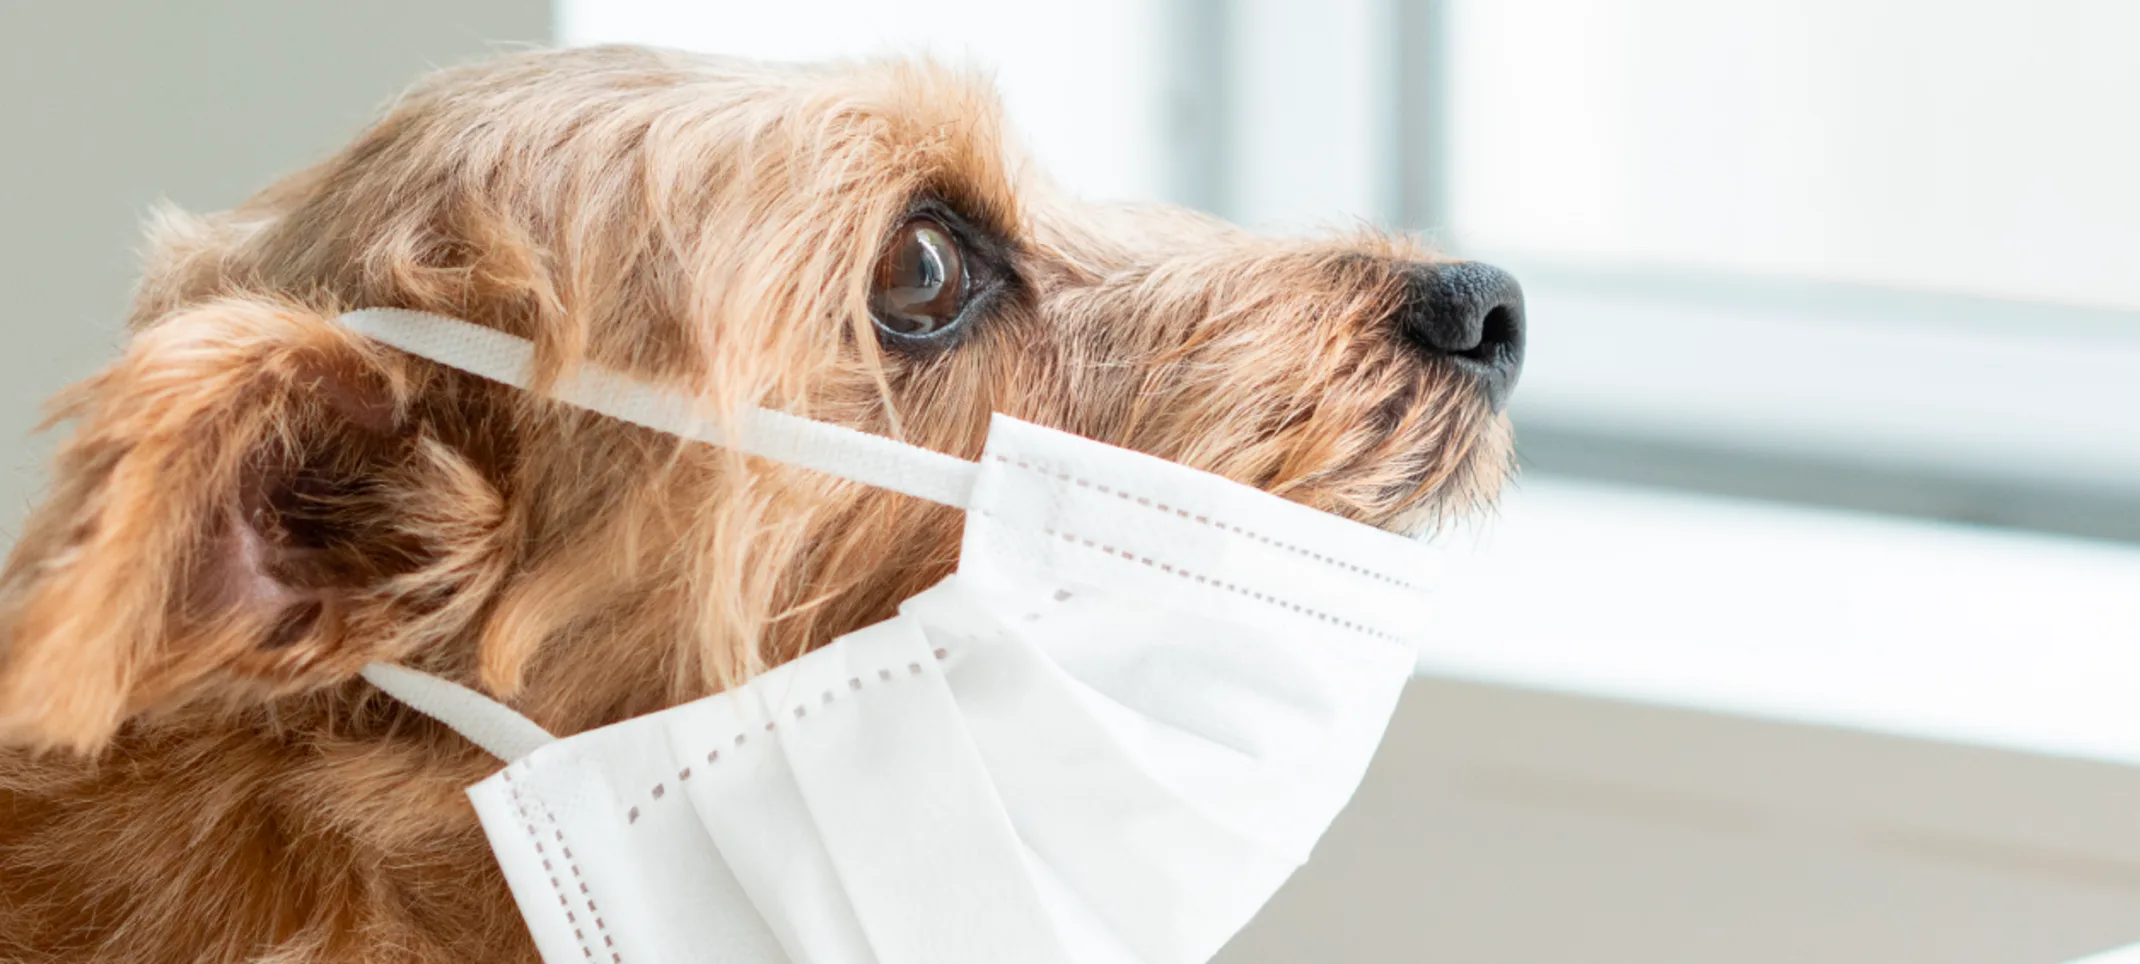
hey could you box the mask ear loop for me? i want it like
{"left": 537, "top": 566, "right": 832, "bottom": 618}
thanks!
{"left": 360, "top": 663, "right": 555, "bottom": 761}
{"left": 336, "top": 308, "right": 980, "bottom": 508}
{"left": 332, "top": 308, "right": 985, "bottom": 761}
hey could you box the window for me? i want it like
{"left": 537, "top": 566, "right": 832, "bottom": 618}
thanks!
{"left": 1428, "top": 0, "right": 2140, "bottom": 540}
{"left": 1444, "top": 0, "right": 2140, "bottom": 309}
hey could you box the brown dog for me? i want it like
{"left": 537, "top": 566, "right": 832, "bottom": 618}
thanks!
{"left": 0, "top": 45, "right": 1521, "bottom": 963}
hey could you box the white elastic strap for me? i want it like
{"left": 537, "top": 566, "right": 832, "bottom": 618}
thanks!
{"left": 360, "top": 663, "right": 556, "bottom": 762}
{"left": 336, "top": 308, "right": 979, "bottom": 509}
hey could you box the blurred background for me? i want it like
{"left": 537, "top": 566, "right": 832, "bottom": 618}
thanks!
{"left": 5, "top": 1, "right": 2139, "bottom": 960}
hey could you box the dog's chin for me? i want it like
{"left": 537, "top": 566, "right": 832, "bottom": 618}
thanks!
{"left": 1378, "top": 422, "right": 1515, "bottom": 542}
{"left": 1383, "top": 494, "right": 1466, "bottom": 542}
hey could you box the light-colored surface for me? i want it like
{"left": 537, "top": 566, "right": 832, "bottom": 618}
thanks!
{"left": 1222, "top": 677, "right": 2140, "bottom": 963}
{"left": 0, "top": 0, "right": 550, "bottom": 544}
{"left": 2074, "top": 941, "right": 2140, "bottom": 963}
{"left": 1423, "top": 477, "right": 2140, "bottom": 765}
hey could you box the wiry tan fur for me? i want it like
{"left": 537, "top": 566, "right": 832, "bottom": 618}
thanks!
{"left": 0, "top": 46, "right": 1513, "bottom": 962}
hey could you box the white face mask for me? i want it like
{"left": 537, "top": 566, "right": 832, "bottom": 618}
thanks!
{"left": 340, "top": 309, "right": 1444, "bottom": 964}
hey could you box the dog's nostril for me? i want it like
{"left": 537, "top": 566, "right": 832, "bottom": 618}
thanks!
{"left": 1463, "top": 305, "right": 1518, "bottom": 362}
{"left": 1400, "top": 261, "right": 1527, "bottom": 411}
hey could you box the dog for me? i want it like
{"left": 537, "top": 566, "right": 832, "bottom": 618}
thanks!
{"left": 0, "top": 45, "right": 1522, "bottom": 963}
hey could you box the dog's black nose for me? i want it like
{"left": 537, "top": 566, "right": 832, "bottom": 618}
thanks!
{"left": 1400, "top": 261, "right": 1526, "bottom": 411}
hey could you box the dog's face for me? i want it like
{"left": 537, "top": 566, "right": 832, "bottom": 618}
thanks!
{"left": 0, "top": 46, "right": 1519, "bottom": 751}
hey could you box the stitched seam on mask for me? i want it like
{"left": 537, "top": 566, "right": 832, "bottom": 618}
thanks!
{"left": 533, "top": 794, "right": 622, "bottom": 962}
{"left": 989, "top": 453, "right": 1420, "bottom": 590}
{"left": 626, "top": 645, "right": 953, "bottom": 823}
{"left": 504, "top": 769, "right": 612, "bottom": 962}
{"left": 1019, "top": 518, "right": 1408, "bottom": 643}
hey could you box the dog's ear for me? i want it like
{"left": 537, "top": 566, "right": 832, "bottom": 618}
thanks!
{"left": 0, "top": 298, "right": 508, "bottom": 753}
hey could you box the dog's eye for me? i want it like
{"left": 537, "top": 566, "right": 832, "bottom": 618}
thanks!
{"left": 870, "top": 218, "right": 968, "bottom": 338}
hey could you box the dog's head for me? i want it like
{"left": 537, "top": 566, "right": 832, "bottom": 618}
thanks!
{"left": 0, "top": 46, "right": 1521, "bottom": 752}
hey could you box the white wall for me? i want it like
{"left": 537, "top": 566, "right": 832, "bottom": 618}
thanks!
{"left": 0, "top": 1, "right": 550, "bottom": 546}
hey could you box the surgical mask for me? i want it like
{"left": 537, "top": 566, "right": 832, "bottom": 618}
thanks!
{"left": 341, "top": 308, "right": 1443, "bottom": 964}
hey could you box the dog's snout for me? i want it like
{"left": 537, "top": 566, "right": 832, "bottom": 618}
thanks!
{"left": 1399, "top": 261, "right": 1526, "bottom": 412}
